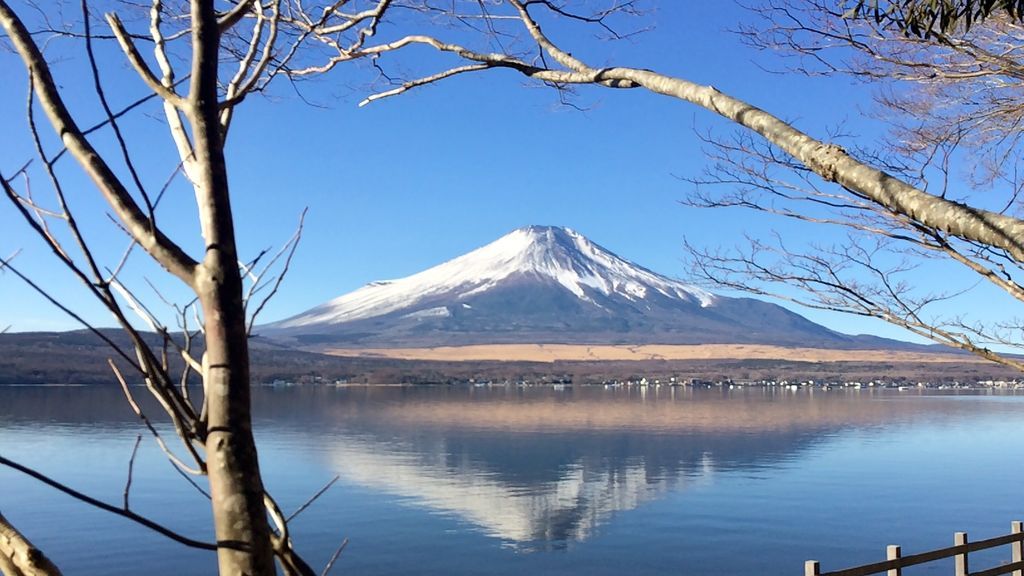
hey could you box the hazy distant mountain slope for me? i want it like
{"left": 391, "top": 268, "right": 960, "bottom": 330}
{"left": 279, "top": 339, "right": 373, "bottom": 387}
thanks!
{"left": 263, "top": 226, "right": 905, "bottom": 349}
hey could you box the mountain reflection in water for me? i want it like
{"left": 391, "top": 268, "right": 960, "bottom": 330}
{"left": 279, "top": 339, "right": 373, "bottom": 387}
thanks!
{"left": 246, "top": 385, "right": 1005, "bottom": 549}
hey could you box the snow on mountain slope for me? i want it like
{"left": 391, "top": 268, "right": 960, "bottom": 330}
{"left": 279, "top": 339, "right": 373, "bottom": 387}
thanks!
{"left": 263, "top": 225, "right": 923, "bottom": 349}
{"left": 275, "top": 226, "right": 715, "bottom": 329}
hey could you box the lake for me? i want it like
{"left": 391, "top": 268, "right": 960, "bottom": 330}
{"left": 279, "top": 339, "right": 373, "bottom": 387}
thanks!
{"left": 1, "top": 385, "right": 1022, "bottom": 575}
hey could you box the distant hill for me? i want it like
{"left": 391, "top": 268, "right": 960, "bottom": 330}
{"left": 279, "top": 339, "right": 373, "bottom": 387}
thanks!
{"left": 0, "top": 329, "right": 1014, "bottom": 386}
{"left": 262, "top": 225, "right": 919, "bottom": 351}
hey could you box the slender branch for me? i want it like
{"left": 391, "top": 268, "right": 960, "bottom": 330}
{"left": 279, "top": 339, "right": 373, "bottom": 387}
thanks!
{"left": 0, "top": 252, "right": 141, "bottom": 372}
{"left": 83, "top": 0, "right": 157, "bottom": 225}
{"left": 0, "top": 0, "right": 199, "bottom": 286}
{"left": 106, "top": 12, "right": 186, "bottom": 107}
{"left": 349, "top": 3, "right": 1024, "bottom": 268}
{"left": 123, "top": 434, "right": 143, "bottom": 510}
{"left": 112, "top": 360, "right": 205, "bottom": 476}
{"left": 286, "top": 475, "right": 339, "bottom": 523}
{"left": 358, "top": 63, "right": 490, "bottom": 106}
{"left": 0, "top": 455, "right": 221, "bottom": 551}
{"left": 320, "top": 538, "right": 348, "bottom": 576}
{"left": 246, "top": 208, "right": 306, "bottom": 335}
{"left": 219, "top": 0, "right": 257, "bottom": 31}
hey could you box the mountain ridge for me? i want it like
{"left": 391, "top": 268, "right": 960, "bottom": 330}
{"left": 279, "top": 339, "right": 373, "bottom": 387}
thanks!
{"left": 274, "top": 225, "right": 715, "bottom": 328}
{"left": 263, "top": 225, "right": 919, "bottom": 350}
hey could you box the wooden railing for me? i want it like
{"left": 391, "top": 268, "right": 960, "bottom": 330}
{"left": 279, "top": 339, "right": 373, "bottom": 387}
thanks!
{"left": 805, "top": 522, "right": 1024, "bottom": 576}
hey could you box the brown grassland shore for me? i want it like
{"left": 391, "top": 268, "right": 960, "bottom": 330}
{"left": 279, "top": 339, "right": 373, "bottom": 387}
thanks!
{"left": 2, "top": 331, "right": 1016, "bottom": 385}
{"left": 323, "top": 344, "right": 986, "bottom": 364}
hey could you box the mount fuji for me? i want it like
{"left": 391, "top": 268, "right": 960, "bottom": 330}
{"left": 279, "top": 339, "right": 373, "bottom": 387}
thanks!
{"left": 263, "top": 226, "right": 896, "bottom": 349}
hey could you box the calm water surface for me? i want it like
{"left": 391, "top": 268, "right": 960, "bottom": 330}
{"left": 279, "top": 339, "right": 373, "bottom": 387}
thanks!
{"left": 1, "top": 385, "right": 1022, "bottom": 575}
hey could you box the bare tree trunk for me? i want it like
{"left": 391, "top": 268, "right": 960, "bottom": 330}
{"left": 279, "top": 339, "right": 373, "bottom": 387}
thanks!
{"left": 199, "top": 284, "right": 275, "bottom": 576}
{"left": 195, "top": 229, "right": 275, "bottom": 575}
{"left": 0, "top": 0, "right": 358, "bottom": 573}
{"left": 188, "top": 2, "right": 275, "bottom": 574}
{"left": 0, "top": 512, "right": 62, "bottom": 576}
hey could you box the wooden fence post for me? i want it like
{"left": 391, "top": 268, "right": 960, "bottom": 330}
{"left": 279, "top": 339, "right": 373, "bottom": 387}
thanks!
{"left": 955, "top": 532, "right": 969, "bottom": 576}
{"left": 887, "top": 544, "right": 902, "bottom": 576}
{"left": 800, "top": 524, "right": 1024, "bottom": 576}
{"left": 1012, "top": 521, "right": 1023, "bottom": 576}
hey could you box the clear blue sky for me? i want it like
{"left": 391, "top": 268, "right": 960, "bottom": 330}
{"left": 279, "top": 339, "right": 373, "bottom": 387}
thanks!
{"left": 0, "top": 1, "right": 1010, "bottom": 342}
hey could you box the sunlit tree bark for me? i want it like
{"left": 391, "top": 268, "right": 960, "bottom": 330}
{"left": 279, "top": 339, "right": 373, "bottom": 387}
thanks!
{"left": 0, "top": 512, "right": 61, "bottom": 576}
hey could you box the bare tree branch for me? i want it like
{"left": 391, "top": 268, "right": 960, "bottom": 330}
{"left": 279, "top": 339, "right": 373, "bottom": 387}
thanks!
{"left": 320, "top": 538, "right": 348, "bottom": 576}
{"left": 0, "top": 455, "right": 221, "bottom": 551}
{"left": 287, "top": 475, "right": 340, "bottom": 523}
{"left": 0, "top": 0, "right": 199, "bottom": 285}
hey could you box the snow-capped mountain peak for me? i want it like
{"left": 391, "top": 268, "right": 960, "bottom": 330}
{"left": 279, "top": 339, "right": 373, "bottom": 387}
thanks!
{"left": 274, "top": 225, "right": 714, "bottom": 329}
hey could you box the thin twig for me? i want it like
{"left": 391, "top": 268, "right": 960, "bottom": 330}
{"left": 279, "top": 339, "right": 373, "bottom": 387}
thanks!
{"left": 0, "top": 253, "right": 141, "bottom": 372}
{"left": 166, "top": 456, "right": 211, "bottom": 500}
{"left": 82, "top": 0, "right": 157, "bottom": 224}
{"left": 321, "top": 538, "right": 348, "bottom": 576}
{"left": 123, "top": 434, "right": 142, "bottom": 510}
{"left": 246, "top": 207, "right": 307, "bottom": 335}
{"left": 110, "top": 359, "right": 205, "bottom": 475}
{"left": 286, "top": 475, "right": 340, "bottom": 522}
